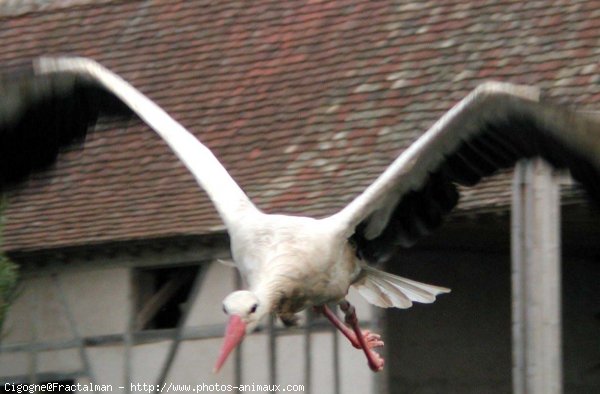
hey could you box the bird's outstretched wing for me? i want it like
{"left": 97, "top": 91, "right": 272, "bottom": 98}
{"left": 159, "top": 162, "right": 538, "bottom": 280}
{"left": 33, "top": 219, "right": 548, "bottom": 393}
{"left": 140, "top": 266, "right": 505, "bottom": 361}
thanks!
{"left": 0, "top": 61, "right": 130, "bottom": 188}
{"left": 331, "top": 82, "right": 600, "bottom": 262}
{"left": 1, "top": 57, "right": 256, "bottom": 228}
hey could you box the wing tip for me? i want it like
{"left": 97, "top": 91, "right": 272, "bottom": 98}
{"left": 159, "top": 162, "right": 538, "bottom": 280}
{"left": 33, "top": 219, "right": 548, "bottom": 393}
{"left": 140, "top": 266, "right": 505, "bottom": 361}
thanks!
{"left": 34, "top": 56, "right": 96, "bottom": 75}
{"left": 473, "top": 81, "right": 540, "bottom": 101}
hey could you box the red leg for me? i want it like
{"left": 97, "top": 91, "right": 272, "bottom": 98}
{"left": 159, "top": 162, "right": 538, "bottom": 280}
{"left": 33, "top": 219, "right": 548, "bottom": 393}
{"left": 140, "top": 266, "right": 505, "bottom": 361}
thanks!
{"left": 314, "top": 305, "right": 362, "bottom": 348}
{"left": 314, "top": 302, "right": 384, "bottom": 372}
{"left": 339, "top": 301, "right": 385, "bottom": 372}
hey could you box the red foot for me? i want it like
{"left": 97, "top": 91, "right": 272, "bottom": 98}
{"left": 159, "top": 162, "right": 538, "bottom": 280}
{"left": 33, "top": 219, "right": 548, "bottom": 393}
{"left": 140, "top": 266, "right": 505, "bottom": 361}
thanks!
{"left": 367, "top": 350, "right": 385, "bottom": 372}
{"left": 316, "top": 304, "right": 385, "bottom": 372}
{"left": 351, "top": 329, "right": 385, "bottom": 372}
{"left": 348, "top": 329, "right": 384, "bottom": 350}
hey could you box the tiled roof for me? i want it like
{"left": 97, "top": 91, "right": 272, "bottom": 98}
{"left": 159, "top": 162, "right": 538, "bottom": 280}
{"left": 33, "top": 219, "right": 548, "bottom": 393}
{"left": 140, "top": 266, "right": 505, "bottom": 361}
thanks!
{"left": 2, "top": 0, "right": 599, "bottom": 253}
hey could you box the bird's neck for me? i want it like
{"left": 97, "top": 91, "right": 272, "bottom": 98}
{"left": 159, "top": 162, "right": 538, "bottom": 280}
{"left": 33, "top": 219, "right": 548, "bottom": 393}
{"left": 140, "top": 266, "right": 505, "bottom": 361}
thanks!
{"left": 252, "top": 272, "right": 314, "bottom": 319}
{"left": 252, "top": 278, "right": 285, "bottom": 315}
{"left": 253, "top": 288, "right": 275, "bottom": 313}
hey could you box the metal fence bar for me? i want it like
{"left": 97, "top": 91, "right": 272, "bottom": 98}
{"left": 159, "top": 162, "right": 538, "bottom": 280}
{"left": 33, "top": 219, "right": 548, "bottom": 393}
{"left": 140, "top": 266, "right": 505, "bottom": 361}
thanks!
{"left": 124, "top": 270, "right": 135, "bottom": 394}
{"left": 52, "top": 274, "right": 97, "bottom": 387}
{"left": 303, "top": 310, "right": 312, "bottom": 394}
{"left": 0, "top": 317, "right": 353, "bottom": 353}
{"left": 372, "top": 306, "right": 387, "bottom": 394}
{"left": 331, "top": 304, "right": 340, "bottom": 394}
{"left": 268, "top": 315, "right": 277, "bottom": 387}
{"left": 28, "top": 285, "right": 39, "bottom": 385}
{"left": 153, "top": 264, "right": 208, "bottom": 392}
{"left": 511, "top": 158, "right": 562, "bottom": 394}
{"left": 234, "top": 272, "right": 243, "bottom": 394}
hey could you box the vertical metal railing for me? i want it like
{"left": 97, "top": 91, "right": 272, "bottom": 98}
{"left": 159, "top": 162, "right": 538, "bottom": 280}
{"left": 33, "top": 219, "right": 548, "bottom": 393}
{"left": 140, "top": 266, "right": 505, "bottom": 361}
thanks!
{"left": 53, "top": 274, "right": 97, "bottom": 388}
{"left": 268, "top": 315, "right": 277, "bottom": 386}
{"left": 153, "top": 264, "right": 208, "bottom": 393}
{"left": 27, "top": 284, "right": 39, "bottom": 385}
{"left": 303, "top": 309, "right": 312, "bottom": 394}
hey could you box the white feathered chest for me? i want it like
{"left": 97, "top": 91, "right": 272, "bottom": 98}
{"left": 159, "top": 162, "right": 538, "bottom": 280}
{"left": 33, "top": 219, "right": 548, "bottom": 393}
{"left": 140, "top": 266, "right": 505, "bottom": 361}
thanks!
{"left": 229, "top": 213, "right": 361, "bottom": 313}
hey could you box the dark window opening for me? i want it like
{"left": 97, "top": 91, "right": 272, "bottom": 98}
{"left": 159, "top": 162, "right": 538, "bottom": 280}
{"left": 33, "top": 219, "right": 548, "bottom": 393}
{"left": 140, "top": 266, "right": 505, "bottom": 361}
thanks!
{"left": 135, "top": 265, "right": 200, "bottom": 330}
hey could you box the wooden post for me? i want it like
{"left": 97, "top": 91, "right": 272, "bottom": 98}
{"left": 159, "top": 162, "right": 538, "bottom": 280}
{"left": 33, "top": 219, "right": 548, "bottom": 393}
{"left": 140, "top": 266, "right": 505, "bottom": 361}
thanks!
{"left": 511, "top": 158, "right": 562, "bottom": 394}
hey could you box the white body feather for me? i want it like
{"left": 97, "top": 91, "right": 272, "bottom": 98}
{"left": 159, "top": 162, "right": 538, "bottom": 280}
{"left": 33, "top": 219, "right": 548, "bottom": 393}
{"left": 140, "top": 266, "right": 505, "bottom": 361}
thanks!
{"left": 228, "top": 211, "right": 448, "bottom": 312}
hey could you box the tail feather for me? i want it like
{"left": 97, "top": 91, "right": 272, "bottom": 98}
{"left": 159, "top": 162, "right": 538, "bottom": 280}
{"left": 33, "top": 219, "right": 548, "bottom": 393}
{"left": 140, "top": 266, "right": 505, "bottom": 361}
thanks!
{"left": 354, "top": 265, "right": 450, "bottom": 309}
{"left": 357, "top": 278, "right": 412, "bottom": 308}
{"left": 355, "top": 279, "right": 397, "bottom": 308}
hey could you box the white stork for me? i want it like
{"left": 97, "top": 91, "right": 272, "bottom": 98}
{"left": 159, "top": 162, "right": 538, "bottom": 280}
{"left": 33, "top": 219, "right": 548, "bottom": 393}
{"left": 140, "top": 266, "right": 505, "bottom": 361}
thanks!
{"left": 2, "top": 57, "right": 600, "bottom": 372}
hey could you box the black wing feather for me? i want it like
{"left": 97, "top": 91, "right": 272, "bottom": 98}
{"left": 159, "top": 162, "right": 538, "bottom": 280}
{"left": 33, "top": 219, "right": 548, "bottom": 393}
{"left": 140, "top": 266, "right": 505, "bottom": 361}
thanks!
{"left": 0, "top": 65, "right": 132, "bottom": 189}
{"left": 351, "top": 87, "right": 600, "bottom": 263}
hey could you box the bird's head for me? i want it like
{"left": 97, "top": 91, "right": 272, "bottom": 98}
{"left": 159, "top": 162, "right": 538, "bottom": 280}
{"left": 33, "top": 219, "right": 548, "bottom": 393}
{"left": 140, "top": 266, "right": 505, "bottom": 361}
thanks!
{"left": 213, "top": 290, "right": 268, "bottom": 372}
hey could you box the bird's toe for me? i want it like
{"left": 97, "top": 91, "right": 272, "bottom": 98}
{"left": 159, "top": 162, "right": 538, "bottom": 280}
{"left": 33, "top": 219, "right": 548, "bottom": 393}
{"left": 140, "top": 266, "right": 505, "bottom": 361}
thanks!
{"left": 368, "top": 351, "right": 385, "bottom": 372}
{"left": 363, "top": 330, "right": 385, "bottom": 349}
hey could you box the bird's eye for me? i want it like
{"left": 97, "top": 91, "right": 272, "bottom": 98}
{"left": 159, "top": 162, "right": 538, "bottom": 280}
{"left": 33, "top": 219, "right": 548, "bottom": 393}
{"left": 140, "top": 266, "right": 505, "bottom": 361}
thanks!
{"left": 249, "top": 303, "right": 258, "bottom": 314}
{"left": 222, "top": 305, "right": 228, "bottom": 314}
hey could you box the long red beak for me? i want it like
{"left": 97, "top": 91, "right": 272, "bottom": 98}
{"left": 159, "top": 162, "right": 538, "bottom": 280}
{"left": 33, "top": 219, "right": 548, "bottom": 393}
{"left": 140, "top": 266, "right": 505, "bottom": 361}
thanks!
{"left": 213, "top": 315, "right": 246, "bottom": 373}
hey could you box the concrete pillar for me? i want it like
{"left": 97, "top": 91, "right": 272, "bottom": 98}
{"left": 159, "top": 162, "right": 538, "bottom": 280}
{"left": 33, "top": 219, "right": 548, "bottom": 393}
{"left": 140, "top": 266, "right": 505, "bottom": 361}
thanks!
{"left": 511, "top": 158, "right": 562, "bottom": 394}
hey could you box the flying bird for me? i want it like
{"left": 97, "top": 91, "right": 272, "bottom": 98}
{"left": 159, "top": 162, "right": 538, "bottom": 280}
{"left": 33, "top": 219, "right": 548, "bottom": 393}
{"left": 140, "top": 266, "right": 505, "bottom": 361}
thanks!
{"left": 2, "top": 57, "right": 600, "bottom": 372}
